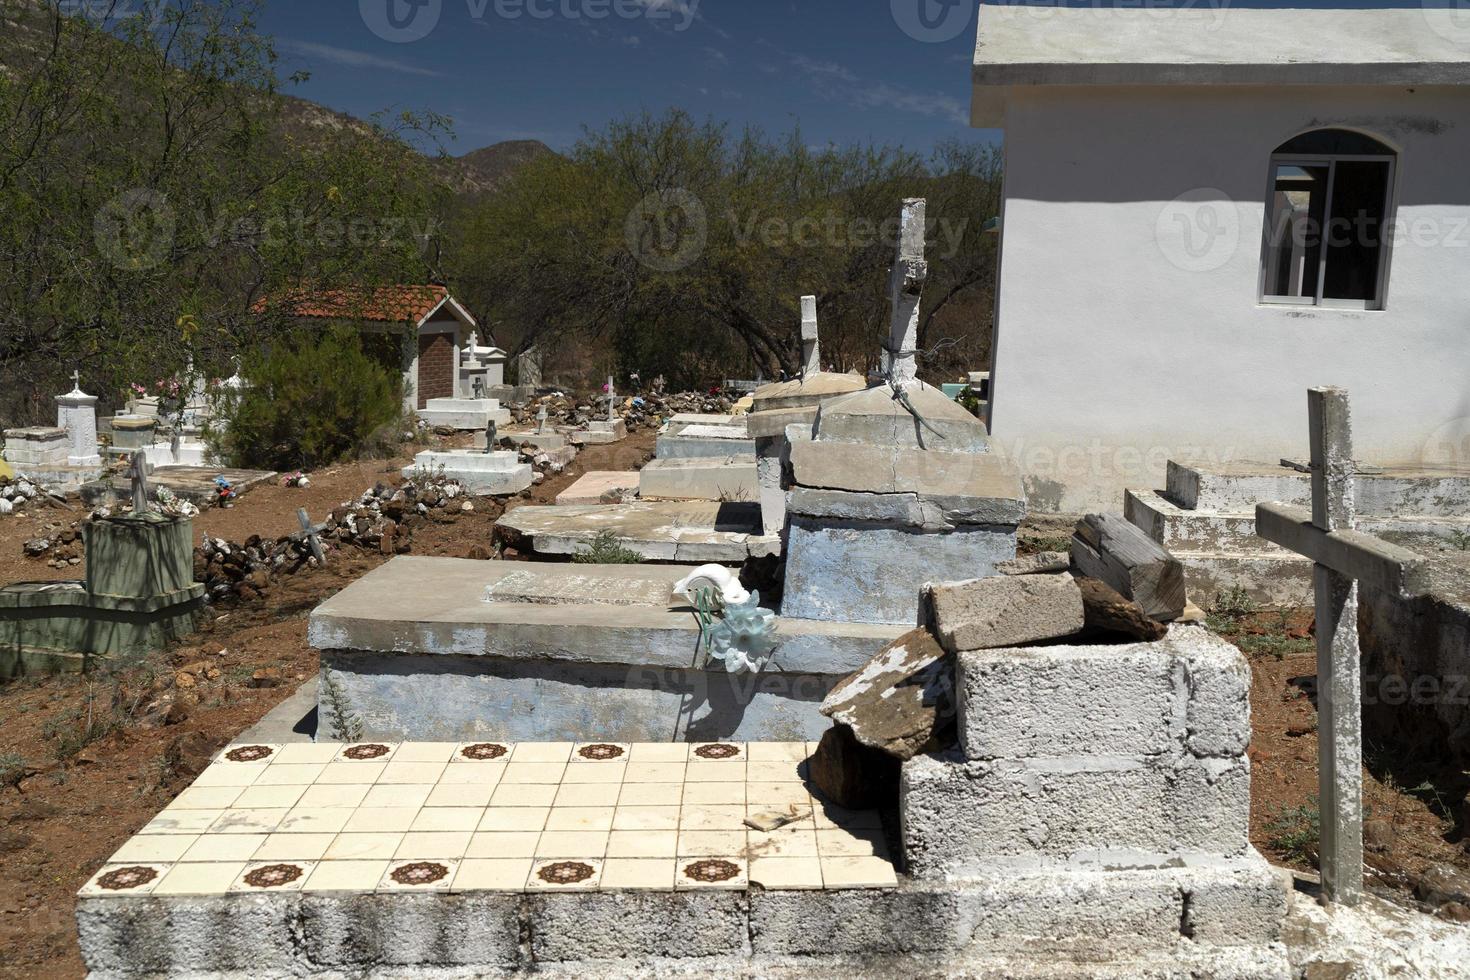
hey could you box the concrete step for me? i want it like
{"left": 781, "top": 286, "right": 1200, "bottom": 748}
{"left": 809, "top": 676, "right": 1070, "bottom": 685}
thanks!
{"left": 1125, "top": 490, "right": 1285, "bottom": 555}
{"left": 638, "top": 455, "right": 758, "bottom": 502}
{"left": 1167, "top": 459, "right": 1470, "bottom": 518}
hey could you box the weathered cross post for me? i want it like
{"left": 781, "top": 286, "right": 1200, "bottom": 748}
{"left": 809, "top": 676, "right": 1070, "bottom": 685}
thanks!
{"left": 799, "top": 295, "right": 820, "bottom": 378}
{"left": 884, "top": 198, "right": 928, "bottom": 389}
{"left": 128, "top": 450, "right": 153, "bottom": 515}
{"left": 536, "top": 405, "right": 550, "bottom": 436}
{"left": 70, "top": 369, "right": 82, "bottom": 392}
{"left": 484, "top": 418, "right": 498, "bottom": 455}
{"left": 296, "top": 508, "right": 327, "bottom": 564}
{"left": 606, "top": 375, "right": 616, "bottom": 420}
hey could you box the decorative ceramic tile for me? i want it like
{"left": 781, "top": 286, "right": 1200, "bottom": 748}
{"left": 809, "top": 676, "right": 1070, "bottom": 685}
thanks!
{"left": 683, "top": 760, "right": 745, "bottom": 782}
{"left": 276, "top": 809, "right": 352, "bottom": 835}
{"left": 153, "top": 862, "right": 247, "bottom": 896}
{"left": 679, "top": 805, "right": 748, "bottom": 831}
{"left": 273, "top": 743, "right": 343, "bottom": 765}
{"left": 436, "top": 763, "right": 506, "bottom": 786}
{"left": 560, "top": 762, "right": 625, "bottom": 784}
{"left": 600, "top": 858, "right": 676, "bottom": 891}
{"left": 819, "top": 854, "right": 898, "bottom": 889}
{"left": 180, "top": 834, "right": 267, "bottom": 863}
{"left": 627, "top": 743, "right": 689, "bottom": 762}
{"left": 745, "top": 742, "right": 809, "bottom": 763}
{"left": 231, "top": 861, "right": 313, "bottom": 892}
{"left": 425, "top": 782, "right": 497, "bottom": 808}
{"left": 144, "top": 809, "right": 223, "bottom": 834}
{"left": 816, "top": 827, "right": 888, "bottom": 858}
{"left": 675, "top": 856, "right": 747, "bottom": 891}
{"left": 526, "top": 858, "right": 602, "bottom": 892}
{"left": 316, "top": 762, "right": 387, "bottom": 784}
{"left": 252, "top": 833, "right": 337, "bottom": 861}
{"left": 465, "top": 832, "right": 540, "bottom": 859}
{"left": 489, "top": 783, "right": 558, "bottom": 808}
{"left": 676, "top": 830, "right": 744, "bottom": 857}
{"left": 395, "top": 832, "right": 473, "bottom": 859}
{"left": 217, "top": 744, "right": 280, "bottom": 764}
{"left": 343, "top": 807, "right": 421, "bottom": 833}
{"left": 453, "top": 741, "right": 512, "bottom": 763}
{"left": 499, "top": 763, "right": 567, "bottom": 785}
{"left": 208, "top": 809, "right": 288, "bottom": 835}
{"left": 544, "top": 807, "right": 614, "bottom": 832}
{"left": 296, "top": 783, "right": 372, "bottom": 810}
{"left": 80, "top": 863, "right": 168, "bottom": 897}
{"left": 168, "top": 786, "right": 244, "bottom": 810}
{"left": 336, "top": 743, "right": 399, "bottom": 763}
{"left": 324, "top": 833, "right": 404, "bottom": 861}
{"left": 302, "top": 860, "right": 389, "bottom": 892}
{"left": 615, "top": 782, "right": 683, "bottom": 807}
{"left": 681, "top": 782, "right": 745, "bottom": 806}
{"left": 611, "top": 806, "right": 680, "bottom": 831}
{"left": 509, "top": 742, "right": 573, "bottom": 763}
{"left": 380, "top": 859, "right": 457, "bottom": 891}
{"left": 409, "top": 807, "right": 485, "bottom": 833}
{"left": 378, "top": 762, "right": 448, "bottom": 785}
{"left": 743, "top": 829, "right": 819, "bottom": 858}
{"left": 361, "top": 784, "right": 435, "bottom": 809}
{"left": 189, "top": 765, "right": 262, "bottom": 788}
{"left": 623, "top": 762, "right": 686, "bottom": 784}
{"left": 553, "top": 783, "right": 622, "bottom": 808}
{"left": 452, "top": 858, "right": 534, "bottom": 892}
{"left": 478, "top": 807, "right": 550, "bottom": 833}
{"left": 534, "top": 831, "right": 609, "bottom": 859}
{"left": 111, "top": 835, "right": 198, "bottom": 864}
{"left": 231, "top": 784, "right": 308, "bottom": 810}
{"left": 392, "top": 742, "right": 458, "bottom": 763}
{"left": 572, "top": 742, "right": 629, "bottom": 762}
{"left": 749, "top": 856, "right": 824, "bottom": 890}
{"left": 689, "top": 742, "right": 743, "bottom": 761}
{"left": 606, "top": 830, "right": 677, "bottom": 859}
{"left": 252, "top": 764, "right": 327, "bottom": 786}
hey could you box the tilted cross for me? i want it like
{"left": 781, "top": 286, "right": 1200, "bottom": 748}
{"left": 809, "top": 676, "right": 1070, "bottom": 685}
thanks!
{"left": 295, "top": 508, "right": 327, "bottom": 564}
{"left": 1256, "top": 387, "right": 1431, "bottom": 907}
{"left": 485, "top": 419, "right": 498, "bottom": 455}
{"left": 800, "top": 295, "right": 820, "bottom": 378}
{"left": 128, "top": 450, "right": 152, "bottom": 515}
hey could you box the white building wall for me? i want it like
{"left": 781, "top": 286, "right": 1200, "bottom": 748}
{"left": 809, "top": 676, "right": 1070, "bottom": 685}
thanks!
{"left": 990, "top": 84, "right": 1470, "bottom": 512}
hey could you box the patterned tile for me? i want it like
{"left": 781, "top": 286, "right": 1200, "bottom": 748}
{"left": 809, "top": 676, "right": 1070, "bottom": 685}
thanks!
{"left": 380, "top": 859, "right": 457, "bottom": 891}
{"left": 231, "top": 861, "right": 313, "bottom": 893}
{"left": 80, "top": 864, "right": 169, "bottom": 897}
{"left": 675, "top": 856, "right": 747, "bottom": 891}
{"left": 216, "top": 744, "right": 280, "bottom": 765}
{"left": 335, "top": 743, "right": 399, "bottom": 763}
{"left": 572, "top": 742, "right": 630, "bottom": 762}
{"left": 452, "top": 741, "right": 512, "bottom": 763}
{"left": 526, "top": 858, "right": 602, "bottom": 892}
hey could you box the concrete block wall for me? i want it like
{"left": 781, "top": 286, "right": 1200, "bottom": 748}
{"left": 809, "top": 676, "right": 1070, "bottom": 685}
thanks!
{"left": 3, "top": 428, "right": 71, "bottom": 468}
{"left": 902, "top": 626, "right": 1258, "bottom": 878}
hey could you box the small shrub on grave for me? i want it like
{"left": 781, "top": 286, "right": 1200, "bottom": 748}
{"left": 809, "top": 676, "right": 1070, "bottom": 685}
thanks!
{"left": 1265, "top": 797, "right": 1321, "bottom": 866}
{"left": 212, "top": 328, "right": 403, "bottom": 471}
{"left": 572, "top": 530, "right": 643, "bottom": 565}
{"left": 1212, "top": 585, "right": 1257, "bottom": 621}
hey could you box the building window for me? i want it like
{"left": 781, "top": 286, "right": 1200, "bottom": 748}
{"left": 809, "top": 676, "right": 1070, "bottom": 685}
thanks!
{"left": 1259, "top": 129, "right": 1396, "bottom": 310}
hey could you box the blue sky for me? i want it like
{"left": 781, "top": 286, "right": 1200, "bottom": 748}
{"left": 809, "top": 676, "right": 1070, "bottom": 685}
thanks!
{"left": 257, "top": 0, "right": 990, "bottom": 156}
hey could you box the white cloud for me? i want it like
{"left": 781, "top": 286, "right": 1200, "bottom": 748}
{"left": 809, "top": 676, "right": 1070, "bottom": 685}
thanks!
{"left": 277, "top": 40, "right": 445, "bottom": 78}
{"left": 789, "top": 52, "right": 966, "bottom": 125}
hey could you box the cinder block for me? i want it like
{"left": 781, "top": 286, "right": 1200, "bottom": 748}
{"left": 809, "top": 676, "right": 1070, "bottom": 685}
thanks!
{"left": 927, "top": 574, "right": 1086, "bottom": 653}
{"left": 1180, "top": 630, "right": 1253, "bottom": 758}
{"left": 1181, "top": 853, "right": 1289, "bottom": 946}
{"left": 77, "top": 895, "right": 300, "bottom": 977}
{"left": 529, "top": 891, "right": 747, "bottom": 961}
{"left": 900, "top": 751, "right": 1251, "bottom": 876}
{"left": 299, "top": 892, "right": 520, "bottom": 969}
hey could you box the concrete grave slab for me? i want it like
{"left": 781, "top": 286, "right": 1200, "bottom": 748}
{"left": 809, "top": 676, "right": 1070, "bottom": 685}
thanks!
{"left": 495, "top": 501, "right": 778, "bottom": 563}
{"left": 404, "top": 450, "right": 533, "bottom": 496}
{"left": 556, "top": 471, "right": 638, "bottom": 505}
{"left": 638, "top": 455, "right": 758, "bottom": 502}
{"left": 655, "top": 424, "right": 756, "bottom": 460}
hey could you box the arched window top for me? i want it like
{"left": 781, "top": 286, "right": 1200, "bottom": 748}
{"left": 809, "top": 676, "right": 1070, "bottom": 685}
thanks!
{"left": 1274, "top": 129, "right": 1394, "bottom": 157}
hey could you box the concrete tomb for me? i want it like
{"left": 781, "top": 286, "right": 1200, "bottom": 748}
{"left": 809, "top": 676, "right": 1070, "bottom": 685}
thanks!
{"left": 638, "top": 454, "right": 758, "bottom": 502}
{"left": 495, "top": 500, "right": 776, "bottom": 563}
{"left": 417, "top": 332, "right": 513, "bottom": 431}
{"left": 403, "top": 449, "right": 532, "bottom": 496}
{"left": 2, "top": 374, "right": 107, "bottom": 491}
{"left": 655, "top": 422, "right": 754, "bottom": 459}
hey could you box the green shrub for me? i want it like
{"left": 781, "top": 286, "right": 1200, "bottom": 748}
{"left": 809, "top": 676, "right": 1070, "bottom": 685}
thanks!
{"left": 1265, "top": 798, "right": 1321, "bottom": 865}
{"left": 0, "top": 753, "right": 26, "bottom": 789}
{"left": 213, "top": 328, "right": 403, "bottom": 470}
{"left": 572, "top": 530, "right": 643, "bottom": 565}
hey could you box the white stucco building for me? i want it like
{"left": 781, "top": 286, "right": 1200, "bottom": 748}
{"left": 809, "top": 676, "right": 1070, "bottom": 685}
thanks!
{"left": 972, "top": 5, "right": 1470, "bottom": 511}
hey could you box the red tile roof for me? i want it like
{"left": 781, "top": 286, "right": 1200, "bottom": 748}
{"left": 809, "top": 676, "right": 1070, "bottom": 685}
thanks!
{"left": 251, "top": 284, "right": 451, "bottom": 323}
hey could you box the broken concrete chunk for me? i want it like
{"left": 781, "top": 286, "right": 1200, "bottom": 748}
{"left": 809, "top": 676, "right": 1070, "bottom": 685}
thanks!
{"left": 1077, "top": 576, "right": 1167, "bottom": 642}
{"left": 819, "top": 627, "right": 954, "bottom": 761}
{"left": 925, "top": 573, "right": 1086, "bottom": 654}
{"left": 995, "top": 551, "right": 1070, "bottom": 576}
{"left": 807, "top": 724, "right": 900, "bottom": 811}
{"left": 743, "top": 805, "right": 812, "bottom": 833}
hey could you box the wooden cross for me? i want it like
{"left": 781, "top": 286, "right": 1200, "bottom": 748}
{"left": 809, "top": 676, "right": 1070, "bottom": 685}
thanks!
{"left": 295, "top": 508, "right": 327, "bottom": 564}
{"left": 128, "top": 450, "right": 152, "bottom": 515}
{"left": 1256, "top": 387, "right": 1431, "bottom": 906}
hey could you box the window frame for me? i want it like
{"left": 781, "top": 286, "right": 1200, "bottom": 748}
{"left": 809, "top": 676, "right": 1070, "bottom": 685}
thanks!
{"left": 1257, "top": 144, "right": 1398, "bottom": 312}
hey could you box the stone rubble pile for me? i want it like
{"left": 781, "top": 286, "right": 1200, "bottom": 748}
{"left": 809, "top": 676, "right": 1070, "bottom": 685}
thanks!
{"left": 24, "top": 522, "right": 85, "bottom": 567}
{"left": 0, "top": 475, "right": 59, "bottom": 516}
{"left": 510, "top": 388, "right": 739, "bottom": 433}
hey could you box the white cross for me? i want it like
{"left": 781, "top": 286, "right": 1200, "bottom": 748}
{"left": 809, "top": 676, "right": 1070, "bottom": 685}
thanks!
{"left": 800, "top": 295, "right": 820, "bottom": 378}
{"left": 607, "top": 376, "right": 616, "bottom": 420}
{"left": 885, "top": 198, "right": 928, "bottom": 388}
{"left": 1256, "top": 387, "right": 1432, "bottom": 907}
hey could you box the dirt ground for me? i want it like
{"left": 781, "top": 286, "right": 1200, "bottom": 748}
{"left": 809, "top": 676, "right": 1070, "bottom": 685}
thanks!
{"left": 0, "top": 440, "right": 1465, "bottom": 977}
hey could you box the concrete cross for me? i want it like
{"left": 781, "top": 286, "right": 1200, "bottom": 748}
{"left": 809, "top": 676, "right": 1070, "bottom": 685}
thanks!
{"left": 295, "top": 508, "right": 327, "bottom": 564}
{"left": 884, "top": 198, "right": 928, "bottom": 388}
{"left": 606, "top": 375, "right": 616, "bottom": 420}
{"left": 70, "top": 369, "right": 82, "bottom": 393}
{"left": 128, "top": 450, "right": 152, "bottom": 515}
{"left": 1255, "top": 387, "right": 1378, "bottom": 906}
{"left": 485, "top": 418, "right": 498, "bottom": 455}
{"left": 800, "top": 295, "right": 820, "bottom": 378}
{"left": 536, "top": 405, "right": 550, "bottom": 435}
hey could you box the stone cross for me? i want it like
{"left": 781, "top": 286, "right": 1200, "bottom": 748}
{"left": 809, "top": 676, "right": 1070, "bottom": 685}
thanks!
{"left": 485, "top": 418, "right": 498, "bottom": 454}
{"left": 1257, "top": 387, "right": 1363, "bottom": 905}
{"left": 70, "top": 369, "right": 82, "bottom": 393}
{"left": 885, "top": 198, "right": 928, "bottom": 388}
{"left": 128, "top": 450, "right": 152, "bottom": 515}
{"left": 536, "top": 405, "right": 550, "bottom": 435}
{"left": 296, "top": 508, "right": 326, "bottom": 564}
{"left": 800, "top": 295, "right": 820, "bottom": 377}
{"left": 606, "top": 376, "right": 616, "bottom": 420}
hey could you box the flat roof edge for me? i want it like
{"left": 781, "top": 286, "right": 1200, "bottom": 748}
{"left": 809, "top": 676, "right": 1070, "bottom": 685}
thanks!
{"left": 972, "top": 63, "right": 1470, "bottom": 89}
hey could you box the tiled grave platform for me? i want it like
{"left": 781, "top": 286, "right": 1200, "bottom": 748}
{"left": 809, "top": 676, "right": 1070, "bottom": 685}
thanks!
{"left": 79, "top": 740, "right": 893, "bottom": 899}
